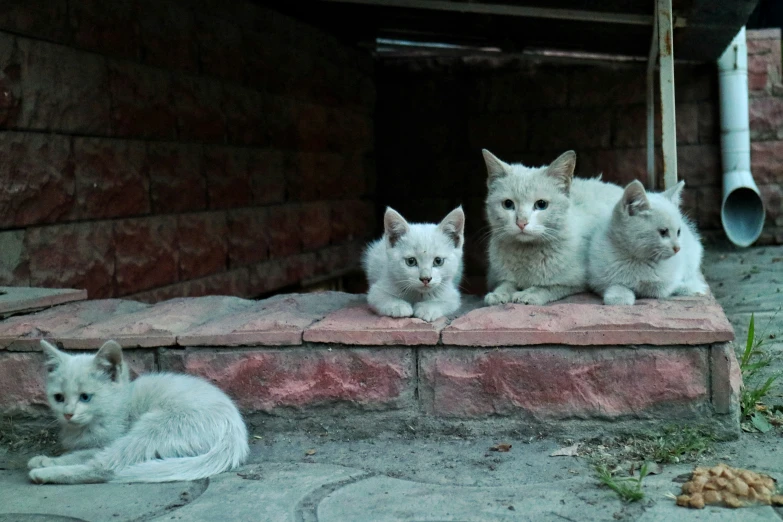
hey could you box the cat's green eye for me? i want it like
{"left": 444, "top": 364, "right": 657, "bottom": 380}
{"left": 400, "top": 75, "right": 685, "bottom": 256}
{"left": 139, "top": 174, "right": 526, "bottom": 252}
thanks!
{"left": 659, "top": 228, "right": 669, "bottom": 237}
{"left": 53, "top": 393, "right": 64, "bottom": 403}
{"left": 433, "top": 257, "right": 444, "bottom": 267}
{"left": 534, "top": 199, "right": 548, "bottom": 210}
{"left": 405, "top": 257, "right": 417, "bottom": 267}
{"left": 677, "top": 228, "right": 681, "bottom": 237}
{"left": 502, "top": 199, "right": 515, "bottom": 210}
{"left": 79, "top": 393, "right": 92, "bottom": 403}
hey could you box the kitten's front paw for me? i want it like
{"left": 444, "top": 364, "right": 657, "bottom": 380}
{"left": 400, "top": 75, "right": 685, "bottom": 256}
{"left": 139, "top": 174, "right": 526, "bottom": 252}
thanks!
{"left": 512, "top": 288, "right": 551, "bottom": 305}
{"left": 413, "top": 302, "right": 444, "bottom": 322}
{"left": 29, "top": 467, "right": 54, "bottom": 484}
{"left": 28, "top": 455, "right": 54, "bottom": 469}
{"left": 377, "top": 302, "right": 414, "bottom": 318}
{"left": 484, "top": 291, "right": 511, "bottom": 306}
{"left": 603, "top": 286, "right": 636, "bottom": 306}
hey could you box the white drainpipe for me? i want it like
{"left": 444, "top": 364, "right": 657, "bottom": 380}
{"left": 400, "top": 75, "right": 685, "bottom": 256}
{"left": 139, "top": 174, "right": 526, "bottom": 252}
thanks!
{"left": 717, "top": 27, "right": 765, "bottom": 247}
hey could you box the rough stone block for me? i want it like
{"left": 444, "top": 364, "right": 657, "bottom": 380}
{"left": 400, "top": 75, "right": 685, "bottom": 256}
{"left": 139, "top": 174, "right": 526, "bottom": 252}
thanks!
{"left": 196, "top": 14, "right": 243, "bottom": 82}
{"left": 0, "top": 287, "right": 86, "bottom": 318}
{"left": 247, "top": 259, "right": 289, "bottom": 296}
{"left": 179, "top": 291, "right": 364, "bottom": 346}
{"left": 26, "top": 222, "right": 115, "bottom": 299}
{"left": 18, "top": 38, "right": 111, "bottom": 133}
{"left": 0, "top": 131, "right": 74, "bottom": 228}
{"left": 147, "top": 142, "right": 206, "bottom": 213}
{"left": 137, "top": 0, "right": 198, "bottom": 71}
{"left": 760, "top": 183, "right": 782, "bottom": 226}
{"left": 677, "top": 144, "right": 722, "bottom": 188}
{"left": 304, "top": 305, "right": 445, "bottom": 346}
{"left": 286, "top": 152, "right": 343, "bottom": 201}
{"left": 419, "top": 347, "right": 709, "bottom": 418}
{"left": 0, "top": 0, "right": 68, "bottom": 42}
{"left": 711, "top": 343, "right": 742, "bottom": 415}
{"left": 267, "top": 205, "right": 302, "bottom": 258}
{"left": 204, "top": 146, "right": 252, "bottom": 210}
{"left": 73, "top": 138, "right": 150, "bottom": 219}
{"left": 568, "top": 66, "right": 646, "bottom": 107}
{"left": 300, "top": 202, "right": 331, "bottom": 251}
{"left": 750, "top": 96, "right": 783, "bottom": 140}
{"left": 442, "top": 295, "right": 734, "bottom": 346}
{"left": 163, "top": 347, "right": 414, "bottom": 412}
{"left": 227, "top": 208, "right": 269, "bottom": 267}
{"left": 223, "top": 85, "right": 268, "bottom": 146}
{"left": 177, "top": 212, "right": 229, "bottom": 280}
{"left": 529, "top": 108, "right": 611, "bottom": 150}
{"left": 0, "top": 32, "right": 21, "bottom": 129}
{"left": 751, "top": 141, "right": 783, "bottom": 184}
{"left": 108, "top": 61, "right": 176, "bottom": 139}
{"left": 248, "top": 148, "right": 285, "bottom": 205}
{"left": 172, "top": 76, "right": 225, "bottom": 142}
{"left": 331, "top": 199, "right": 374, "bottom": 244}
{"left": 114, "top": 217, "right": 178, "bottom": 296}
{"left": 69, "top": 0, "right": 140, "bottom": 59}
{"left": 0, "top": 230, "right": 29, "bottom": 286}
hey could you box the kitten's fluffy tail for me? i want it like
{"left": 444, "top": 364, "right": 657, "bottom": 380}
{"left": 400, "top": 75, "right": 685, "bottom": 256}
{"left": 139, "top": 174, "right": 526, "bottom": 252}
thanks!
{"left": 110, "top": 421, "right": 249, "bottom": 483}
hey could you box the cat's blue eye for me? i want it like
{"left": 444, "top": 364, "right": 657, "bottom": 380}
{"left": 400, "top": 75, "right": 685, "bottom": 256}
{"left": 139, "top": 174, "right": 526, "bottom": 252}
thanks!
{"left": 405, "top": 257, "right": 417, "bottom": 267}
{"left": 659, "top": 228, "right": 669, "bottom": 237}
{"left": 53, "top": 393, "right": 64, "bottom": 403}
{"left": 502, "top": 199, "right": 515, "bottom": 210}
{"left": 534, "top": 199, "right": 548, "bottom": 210}
{"left": 677, "top": 229, "right": 681, "bottom": 237}
{"left": 433, "top": 257, "right": 444, "bottom": 267}
{"left": 79, "top": 393, "right": 92, "bottom": 403}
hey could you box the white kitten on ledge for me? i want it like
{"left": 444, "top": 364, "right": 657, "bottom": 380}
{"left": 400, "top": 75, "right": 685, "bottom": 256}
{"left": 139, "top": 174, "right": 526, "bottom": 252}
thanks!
{"left": 28, "top": 339, "right": 249, "bottom": 484}
{"left": 363, "top": 206, "right": 465, "bottom": 322}
{"left": 587, "top": 180, "right": 709, "bottom": 305}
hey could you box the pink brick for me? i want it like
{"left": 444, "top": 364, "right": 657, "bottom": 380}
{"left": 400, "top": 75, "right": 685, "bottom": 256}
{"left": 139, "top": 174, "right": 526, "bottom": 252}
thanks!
{"left": 267, "top": 205, "right": 302, "bottom": 258}
{"left": 114, "top": 217, "right": 178, "bottom": 296}
{"left": 698, "top": 102, "right": 718, "bottom": 144}
{"left": 69, "top": 0, "right": 140, "bottom": 59}
{"left": 137, "top": 0, "right": 198, "bottom": 71}
{"left": 177, "top": 212, "right": 229, "bottom": 279}
{"left": 179, "top": 291, "right": 364, "bottom": 346}
{"left": 285, "top": 252, "right": 317, "bottom": 283}
{"left": 248, "top": 148, "right": 285, "bottom": 205}
{"left": 147, "top": 143, "right": 206, "bottom": 213}
{"left": 711, "top": 343, "right": 742, "bottom": 415}
{"left": 0, "top": 132, "right": 74, "bottom": 228}
{"left": 331, "top": 199, "right": 375, "bottom": 243}
{"left": 677, "top": 144, "right": 721, "bottom": 188}
{"left": 287, "top": 152, "right": 343, "bottom": 201}
{"left": 294, "top": 103, "right": 329, "bottom": 151}
{"left": 314, "top": 243, "right": 362, "bottom": 276}
{"left": 569, "top": 67, "right": 645, "bottom": 107}
{"left": 304, "top": 305, "right": 446, "bottom": 346}
{"left": 204, "top": 146, "right": 251, "bottom": 210}
{"left": 419, "top": 347, "right": 709, "bottom": 418}
{"left": 108, "top": 61, "right": 176, "bottom": 139}
{"left": 181, "top": 268, "right": 251, "bottom": 299}
{"left": 247, "top": 259, "right": 288, "bottom": 295}
{"left": 0, "top": 230, "right": 29, "bottom": 286}
{"left": 529, "top": 108, "right": 611, "bottom": 150}
{"left": 172, "top": 76, "right": 225, "bottom": 142}
{"left": 18, "top": 38, "right": 110, "bottom": 133}
{"left": 300, "top": 202, "right": 331, "bottom": 250}
{"left": 750, "top": 96, "right": 783, "bottom": 140}
{"left": 227, "top": 208, "right": 269, "bottom": 267}
{"left": 694, "top": 186, "right": 723, "bottom": 229}
{"left": 26, "top": 222, "right": 115, "bottom": 299}
{"left": 0, "top": 287, "right": 86, "bottom": 317}
{"left": 0, "top": 0, "right": 68, "bottom": 42}
{"left": 0, "top": 32, "right": 21, "bottom": 128}
{"left": 196, "top": 15, "right": 243, "bottom": 82}
{"left": 73, "top": 138, "right": 150, "bottom": 219}
{"left": 751, "top": 141, "right": 783, "bottom": 184}
{"left": 223, "top": 86, "right": 268, "bottom": 146}
{"left": 613, "top": 103, "right": 699, "bottom": 148}
{"left": 760, "top": 184, "right": 783, "bottom": 225}
{"left": 165, "top": 347, "right": 413, "bottom": 411}
{"left": 0, "top": 299, "right": 148, "bottom": 350}
{"left": 61, "top": 296, "right": 253, "bottom": 349}
{"left": 442, "top": 295, "right": 733, "bottom": 346}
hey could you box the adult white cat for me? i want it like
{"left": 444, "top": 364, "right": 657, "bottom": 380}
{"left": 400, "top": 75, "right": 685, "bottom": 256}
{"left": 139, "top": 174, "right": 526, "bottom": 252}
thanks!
{"left": 28, "top": 340, "right": 249, "bottom": 484}
{"left": 364, "top": 206, "right": 465, "bottom": 322}
{"left": 587, "top": 179, "right": 708, "bottom": 305}
{"left": 483, "top": 149, "right": 622, "bottom": 306}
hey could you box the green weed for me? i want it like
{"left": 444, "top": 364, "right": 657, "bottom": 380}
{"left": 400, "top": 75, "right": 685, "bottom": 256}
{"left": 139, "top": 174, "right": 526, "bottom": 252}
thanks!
{"left": 595, "top": 462, "right": 649, "bottom": 503}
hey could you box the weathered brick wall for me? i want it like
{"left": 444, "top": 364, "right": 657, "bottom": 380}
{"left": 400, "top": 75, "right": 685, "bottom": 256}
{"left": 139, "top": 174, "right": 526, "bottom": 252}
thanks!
{"left": 0, "top": 0, "right": 376, "bottom": 301}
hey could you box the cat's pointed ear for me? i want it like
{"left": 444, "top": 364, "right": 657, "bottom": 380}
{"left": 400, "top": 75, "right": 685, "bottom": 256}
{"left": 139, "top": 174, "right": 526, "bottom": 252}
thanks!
{"left": 662, "top": 180, "right": 685, "bottom": 206}
{"left": 40, "top": 340, "right": 66, "bottom": 373}
{"left": 438, "top": 206, "right": 465, "bottom": 248}
{"left": 623, "top": 180, "right": 651, "bottom": 216}
{"left": 384, "top": 207, "right": 409, "bottom": 247}
{"left": 546, "top": 150, "right": 576, "bottom": 195}
{"left": 482, "top": 149, "right": 508, "bottom": 186}
{"left": 94, "top": 340, "right": 125, "bottom": 382}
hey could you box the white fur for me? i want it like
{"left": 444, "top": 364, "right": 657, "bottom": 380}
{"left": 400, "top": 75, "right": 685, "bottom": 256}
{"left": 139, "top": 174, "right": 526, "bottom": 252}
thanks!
{"left": 28, "top": 340, "right": 249, "bottom": 484}
{"left": 483, "top": 150, "right": 623, "bottom": 306}
{"left": 364, "top": 207, "right": 465, "bottom": 322}
{"left": 587, "top": 180, "right": 709, "bottom": 305}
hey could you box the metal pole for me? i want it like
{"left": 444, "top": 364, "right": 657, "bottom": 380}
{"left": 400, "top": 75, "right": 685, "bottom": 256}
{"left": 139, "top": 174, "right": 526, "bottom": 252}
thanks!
{"left": 657, "top": 0, "right": 677, "bottom": 189}
{"left": 646, "top": 16, "right": 659, "bottom": 189}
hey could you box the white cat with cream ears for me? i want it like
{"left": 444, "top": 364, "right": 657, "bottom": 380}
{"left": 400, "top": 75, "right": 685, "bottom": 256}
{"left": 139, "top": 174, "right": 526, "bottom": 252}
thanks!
{"left": 28, "top": 340, "right": 249, "bottom": 484}
{"left": 483, "top": 149, "right": 623, "bottom": 306}
{"left": 587, "top": 180, "right": 708, "bottom": 305}
{"left": 364, "top": 206, "right": 465, "bottom": 322}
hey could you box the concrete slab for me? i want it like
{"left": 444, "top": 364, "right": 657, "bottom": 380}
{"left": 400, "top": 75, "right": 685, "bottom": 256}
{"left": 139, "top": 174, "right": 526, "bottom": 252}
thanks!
{"left": 0, "top": 287, "right": 87, "bottom": 317}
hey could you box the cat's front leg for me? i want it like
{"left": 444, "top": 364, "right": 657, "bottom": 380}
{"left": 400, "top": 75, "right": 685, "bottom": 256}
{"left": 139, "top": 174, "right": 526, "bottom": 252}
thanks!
{"left": 672, "top": 277, "right": 709, "bottom": 297}
{"left": 414, "top": 286, "right": 460, "bottom": 322}
{"left": 28, "top": 449, "right": 99, "bottom": 469}
{"left": 367, "top": 285, "right": 413, "bottom": 318}
{"left": 29, "top": 463, "right": 112, "bottom": 484}
{"left": 603, "top": 285, "right": 636, "bottom": 306}
{"left": 485, "top": 281, "right": 516, "bottom": 306}
{"left": 512, "top": 285, "right": 580, "bottom": 305}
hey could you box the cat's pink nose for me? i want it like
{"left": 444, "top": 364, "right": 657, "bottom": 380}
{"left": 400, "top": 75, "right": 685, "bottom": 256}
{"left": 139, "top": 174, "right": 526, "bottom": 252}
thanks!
{"left": 63, "top": 413, "right": 73, "bottom": 420}
{"left": 420, "top": 277, "right": 431, "bottom": 285}
{"left": 516, "top": 221, "right": 527, "bottom": 231}
{"left": 673, "top": 245, "right": 680, "bottom": 253}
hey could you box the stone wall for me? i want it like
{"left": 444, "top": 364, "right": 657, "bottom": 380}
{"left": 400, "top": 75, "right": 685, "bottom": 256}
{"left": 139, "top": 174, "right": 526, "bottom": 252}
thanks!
{"left": 0, "top": 0, "right": 376, "bottom": 301}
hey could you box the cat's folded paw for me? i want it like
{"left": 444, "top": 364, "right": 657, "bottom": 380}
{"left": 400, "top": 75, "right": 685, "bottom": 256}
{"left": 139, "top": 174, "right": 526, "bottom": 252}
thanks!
{"left": 484, "top": 291, "right": 510, "bottom": 306}
{"left": 28, "top": 455, "right": 54, "bottom": 469}
{"left": 511, "top": 288, "right": 551, "bottom": 306}
{"left": 413, "top": 303, "right": 444, "bottom": 322}
{"left": 603, "top": 286, "right": 636, "bottom": 306}
{"left": 377, "top": 302, "right": 414, "bottom": 318}
{"left": 29, "top": 467, "right": 54, "bottom": 484}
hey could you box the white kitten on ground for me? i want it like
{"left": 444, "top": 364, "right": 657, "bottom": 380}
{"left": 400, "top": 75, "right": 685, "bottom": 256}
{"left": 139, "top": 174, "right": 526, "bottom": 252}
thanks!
{"left": 364, "top": 206, "right": 465, "bottom": 322}
{"left": 587, "top": 180, "right": 709, "bottom": 305}
{"left": 483, "top": 149, "right": 623, "bottom": 306}
{"left": 28, "top": 340, "right": 249, "bottom": 484}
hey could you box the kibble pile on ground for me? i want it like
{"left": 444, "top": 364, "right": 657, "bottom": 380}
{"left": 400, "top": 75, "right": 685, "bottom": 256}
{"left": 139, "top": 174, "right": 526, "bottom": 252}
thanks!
{"left": 676, "top": 463, "right": 783, "bottom": 509}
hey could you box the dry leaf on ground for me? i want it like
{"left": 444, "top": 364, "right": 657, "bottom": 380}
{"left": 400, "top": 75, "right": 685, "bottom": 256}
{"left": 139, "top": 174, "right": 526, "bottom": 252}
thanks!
{"left": 490, "top": 443, "right": 512, "bottom": 452}
{"left": 305, "top": 449, "right": 316, "bottom": 456}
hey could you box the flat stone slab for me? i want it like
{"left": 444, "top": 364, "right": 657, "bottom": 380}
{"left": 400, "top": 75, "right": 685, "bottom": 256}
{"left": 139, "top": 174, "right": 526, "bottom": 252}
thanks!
{"left": 442, "top": 295, "right": 735, "bottom": 346}
{"left": 0, "top": 299, "right": 149, "bottom": 350}
{"left": 59, "top": 296, "right": 253, "bottom": 349}
{"left": 0, "top": 287, "right": 87, "bottom": 316}
{"left": 179, "top": 292, "right": 365, "bottom": 346}
{"left": 304, "top": 304, "right": 447, "bottom": 345}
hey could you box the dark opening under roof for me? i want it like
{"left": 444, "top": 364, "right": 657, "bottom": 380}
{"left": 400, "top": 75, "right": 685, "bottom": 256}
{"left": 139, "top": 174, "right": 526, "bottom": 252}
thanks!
{"left": 269, "top": 0, "right": 761, "bottom": 61}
